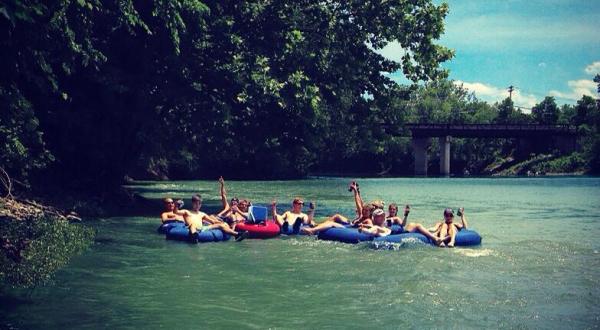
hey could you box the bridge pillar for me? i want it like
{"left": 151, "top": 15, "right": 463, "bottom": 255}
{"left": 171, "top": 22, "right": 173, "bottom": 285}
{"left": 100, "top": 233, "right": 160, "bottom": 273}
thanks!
{"left": 439, "top": 136, "right": 451, "bottom": 176}
{"left": 412, "top": 137, "right": 430, "bottom": 176}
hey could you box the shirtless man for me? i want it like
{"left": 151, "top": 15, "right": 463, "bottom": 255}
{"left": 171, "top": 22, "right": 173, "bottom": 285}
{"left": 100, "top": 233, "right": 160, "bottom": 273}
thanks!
{"left": 272, "top": 197, "right": 316, "bottom": 234}
{"left": 160, "top": 198, "right": 184, "bottom": 223}
{"left": 357, "top": 209, "right": 391, "bottom": 237}
{"left": 177, "top": 194, "right": 248, "bottom": 243}
{"left": 430, "top": 208, "right": 469, "bottom": 248}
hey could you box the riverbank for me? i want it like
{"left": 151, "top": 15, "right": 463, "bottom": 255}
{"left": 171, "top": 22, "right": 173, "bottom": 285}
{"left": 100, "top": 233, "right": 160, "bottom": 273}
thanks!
{"left": 0, "top": 197, "right": 95, "bottom": 289}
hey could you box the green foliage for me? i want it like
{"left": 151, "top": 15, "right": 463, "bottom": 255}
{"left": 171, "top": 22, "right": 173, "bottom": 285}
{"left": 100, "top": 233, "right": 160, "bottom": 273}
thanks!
{"left": 3, "top": 0, "right": 599, "bottom": 186}
{"left": 530, "top": 152, "right": 586, "bottom": 174}
{"left": 1, "top": 0, "right": 454, "bottom": 185}
{"left": 0, "top": 217, "right": 95, "bottom": 289}
{"left": 0, "top": 86, "right": 54, "bottom": 185}
{"left": 532, "top": 97, "right": 560, "bottom": 124}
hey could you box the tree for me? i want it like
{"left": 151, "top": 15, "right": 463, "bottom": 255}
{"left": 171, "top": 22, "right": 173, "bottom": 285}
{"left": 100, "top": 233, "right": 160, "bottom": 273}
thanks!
{"left": 532, "top": 96, "right": 559, "bottom": 124}
{"left": 1, "top": 0, "right": 455, "bottom": 189}
{"left": 496, "top": 98, "right": 515, "bottom": 124}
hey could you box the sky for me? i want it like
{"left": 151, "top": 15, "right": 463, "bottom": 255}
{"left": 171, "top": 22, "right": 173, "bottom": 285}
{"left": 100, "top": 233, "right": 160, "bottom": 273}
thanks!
{"left": 378, "top": 0, "right": 600, "bottom": 108}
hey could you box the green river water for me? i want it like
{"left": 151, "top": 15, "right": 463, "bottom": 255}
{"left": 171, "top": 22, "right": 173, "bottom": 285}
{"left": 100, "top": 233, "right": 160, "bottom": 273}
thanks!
{"left": 3, "top": 177, "right": 600, "bottom": 329}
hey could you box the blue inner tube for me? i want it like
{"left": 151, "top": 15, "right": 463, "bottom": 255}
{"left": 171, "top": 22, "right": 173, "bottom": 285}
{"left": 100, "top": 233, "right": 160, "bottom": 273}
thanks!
{"left": 374, "top": 228, "right": 482, "bottom": 246}
{"left": 165, "top": 225, "right": 231, "bottom": 243}
{"left": 317, "top": 224, "right": 405, "bottom": 244}
{"left": 157, "top": 220, "right": 185, "bottom": 234}
{"left": 317, "top": 227, "right": 375, "bottom": 244}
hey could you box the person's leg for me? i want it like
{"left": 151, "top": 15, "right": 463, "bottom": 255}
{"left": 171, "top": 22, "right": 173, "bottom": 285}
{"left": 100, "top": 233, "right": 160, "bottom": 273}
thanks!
{"left": 184, "top": 217, "right": 198, "bottom": 235}
{"left": 209, "top": 223, "right": 238, "bottom": 236}
{"left": 437, "top": 223, "right": 450, "bottom": 247}
{"left": 206, "top": 215, "right": 224, "bottom": 224}
{"left": 447, "top": 224, "right": 457, "bottom": 248}
{"left": 405, "top": 223, "right": 443, "bottom": 243}
{"left": 328, "top": 214, "right": 349, "bottom": 224}
{"left": 301, "top": 221, "right": 344, "bottom": 235}
{"left": 292, "top": 217, "right": 304, "bottom": 233}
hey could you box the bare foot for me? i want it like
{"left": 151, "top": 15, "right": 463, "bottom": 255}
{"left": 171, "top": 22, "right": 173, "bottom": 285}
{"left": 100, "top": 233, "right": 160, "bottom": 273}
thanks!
{"left": 434, "top": 235, "right": 449, "bottom": 246}
{"left": 447, "top": 242, "right": 455, "bottom": 248}
{"left": 301, "top": 227, "right": 313, "bottom": 235}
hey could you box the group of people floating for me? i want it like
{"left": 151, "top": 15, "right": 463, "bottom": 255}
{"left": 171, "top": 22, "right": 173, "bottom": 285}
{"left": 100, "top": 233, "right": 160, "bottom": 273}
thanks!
{"left": 160, "top": 178, "right": 469, "bottom": 247}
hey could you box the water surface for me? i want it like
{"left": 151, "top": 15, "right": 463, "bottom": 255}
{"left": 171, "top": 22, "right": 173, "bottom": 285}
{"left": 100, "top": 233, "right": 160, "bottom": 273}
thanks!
{"left": 4, "top": 177, "right": 600, "bottom": 328}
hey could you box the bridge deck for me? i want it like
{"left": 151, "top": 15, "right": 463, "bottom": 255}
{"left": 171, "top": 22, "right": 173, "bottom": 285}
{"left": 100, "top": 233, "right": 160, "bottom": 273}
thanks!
{"left": 405, "top": 123, "right": 578, "bottom": 138}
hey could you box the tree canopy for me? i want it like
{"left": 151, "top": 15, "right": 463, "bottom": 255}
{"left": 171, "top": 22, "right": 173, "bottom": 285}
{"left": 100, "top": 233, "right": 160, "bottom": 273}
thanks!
{"left": 1, "top": 0, "right": 454, "bottom": 190}
{"left": 1, "top": 0, "right": 600, "bottom": 194}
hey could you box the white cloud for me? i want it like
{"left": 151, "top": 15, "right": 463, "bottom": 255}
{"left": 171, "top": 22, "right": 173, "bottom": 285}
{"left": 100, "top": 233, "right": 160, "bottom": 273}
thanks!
{"left": 374, "top": 41, "right": 405, "bottom": 63}
{"left": 584, "top": 61, "right": 600, "bottom": 75}
{"left": 538, "top": 62, "right": 547, "bottom": 68}
{"left": 549, "top": 79, "right": 596, "bottom": 101}
{"left": 455, "top": 80, "right": 538, "bottom": 109}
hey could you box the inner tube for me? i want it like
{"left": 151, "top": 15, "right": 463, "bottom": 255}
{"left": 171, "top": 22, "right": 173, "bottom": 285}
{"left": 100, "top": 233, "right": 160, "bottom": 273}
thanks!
{"left": 317, "top": 227, "right": 375, "bottom": 244}
{"left": 315, "top": 224, "right": 404, "bottom": 243}
{"left": 235, "top": 221, "right": 280, "bottom": 239}
{"left": 165, "top": 225, "right": 231, "bottom": 243}
{"left": 374, "top": 229, "right": 482, "bottom": 246}
{"left": 157, "top": 220, "right": 185, "bottom": 234}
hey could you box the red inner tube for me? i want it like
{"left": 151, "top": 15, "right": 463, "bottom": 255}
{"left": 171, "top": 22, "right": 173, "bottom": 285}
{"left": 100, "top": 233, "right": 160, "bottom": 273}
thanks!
{"left": 235, "top": 221, "right": 280, "bottom": 239}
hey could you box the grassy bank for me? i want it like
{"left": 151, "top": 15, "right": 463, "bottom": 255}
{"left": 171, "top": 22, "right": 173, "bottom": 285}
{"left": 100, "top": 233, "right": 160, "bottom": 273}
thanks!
{"left": 0, "top": 198, "right": 95, "bottom": 289}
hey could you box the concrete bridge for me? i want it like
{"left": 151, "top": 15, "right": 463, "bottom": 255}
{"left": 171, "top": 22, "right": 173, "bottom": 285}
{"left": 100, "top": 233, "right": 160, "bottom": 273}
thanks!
{"left": 404, "top": 123, "right": 579, "bottom": 176}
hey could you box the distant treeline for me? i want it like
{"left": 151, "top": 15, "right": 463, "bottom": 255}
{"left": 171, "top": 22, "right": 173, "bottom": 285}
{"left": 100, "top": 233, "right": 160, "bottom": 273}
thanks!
{"left": 1, "top": 0, "right": 599, "bottom": 196}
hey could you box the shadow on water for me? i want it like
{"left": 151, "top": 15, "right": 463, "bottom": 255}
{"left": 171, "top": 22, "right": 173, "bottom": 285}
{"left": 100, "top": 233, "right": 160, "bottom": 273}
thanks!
{"left": 0, "top": 294, "right": 33, "bottom": 312}
{"left": 94, "top": 237, "right": 118, "bottom": 245}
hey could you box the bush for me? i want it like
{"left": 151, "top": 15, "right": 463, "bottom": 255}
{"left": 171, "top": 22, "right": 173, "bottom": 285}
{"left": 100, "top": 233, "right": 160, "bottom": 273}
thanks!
{"left": 0, "top": 216, "right": 94, "bottom": 289}
{"left": 531, "top": 152, "right": 587, "bottom": 174}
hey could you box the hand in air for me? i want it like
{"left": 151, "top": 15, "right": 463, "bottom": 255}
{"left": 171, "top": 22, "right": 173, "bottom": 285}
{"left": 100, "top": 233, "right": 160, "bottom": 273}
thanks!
{"left": 218, "top": 176, "right": 224, "bottom": 185}
{"left": 309, "top": 201, "right": 316, "bottom": 210}
{"left": 271, "top": 200, "right": 277, "bottom": 209}
{"left": 348, "top": 181, "right": 358, "bottom": 192}
{"left": 404, "top": 205, "right": 410, "bottom": 217}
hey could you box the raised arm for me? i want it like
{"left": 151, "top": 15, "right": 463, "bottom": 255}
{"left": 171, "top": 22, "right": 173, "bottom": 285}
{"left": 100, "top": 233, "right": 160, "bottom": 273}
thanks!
{"left": 458, "top": 207, "right": 468, "bottom": 229}
{"left": 401, "top": 205, "right": 410, "bottom": 226}
{"left": 307, "top": 202, "right": 316, "bottom": 225}
{"left": 271, "top": 200, "right": 284, "bottom": 226}
{"left": 350, "top": 181, "right": 363, "bottom": 216}
{"left": 219, "top": 176, "right": 229, "bottom": 211}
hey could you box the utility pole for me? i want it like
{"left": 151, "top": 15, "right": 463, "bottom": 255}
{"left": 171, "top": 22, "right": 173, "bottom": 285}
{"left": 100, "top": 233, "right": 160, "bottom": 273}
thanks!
{"left": 507, "top": 85, "right": 514, "bottom": 100}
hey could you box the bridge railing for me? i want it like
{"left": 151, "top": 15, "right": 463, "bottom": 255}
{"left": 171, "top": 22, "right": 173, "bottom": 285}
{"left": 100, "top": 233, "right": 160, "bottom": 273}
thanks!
{"left": 404, "top": 123, "right": 577, "bottom": 132}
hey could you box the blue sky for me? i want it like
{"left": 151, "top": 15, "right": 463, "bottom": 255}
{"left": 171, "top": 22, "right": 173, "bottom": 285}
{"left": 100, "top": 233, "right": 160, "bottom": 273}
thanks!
{"left": 379, "top": 0, "right": 600, "bottom": 107}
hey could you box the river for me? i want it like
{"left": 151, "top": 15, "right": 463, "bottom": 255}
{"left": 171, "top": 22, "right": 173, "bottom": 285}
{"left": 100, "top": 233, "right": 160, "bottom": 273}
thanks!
{"left": 3, "top": 177, "right": 600, "bottom": 328}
